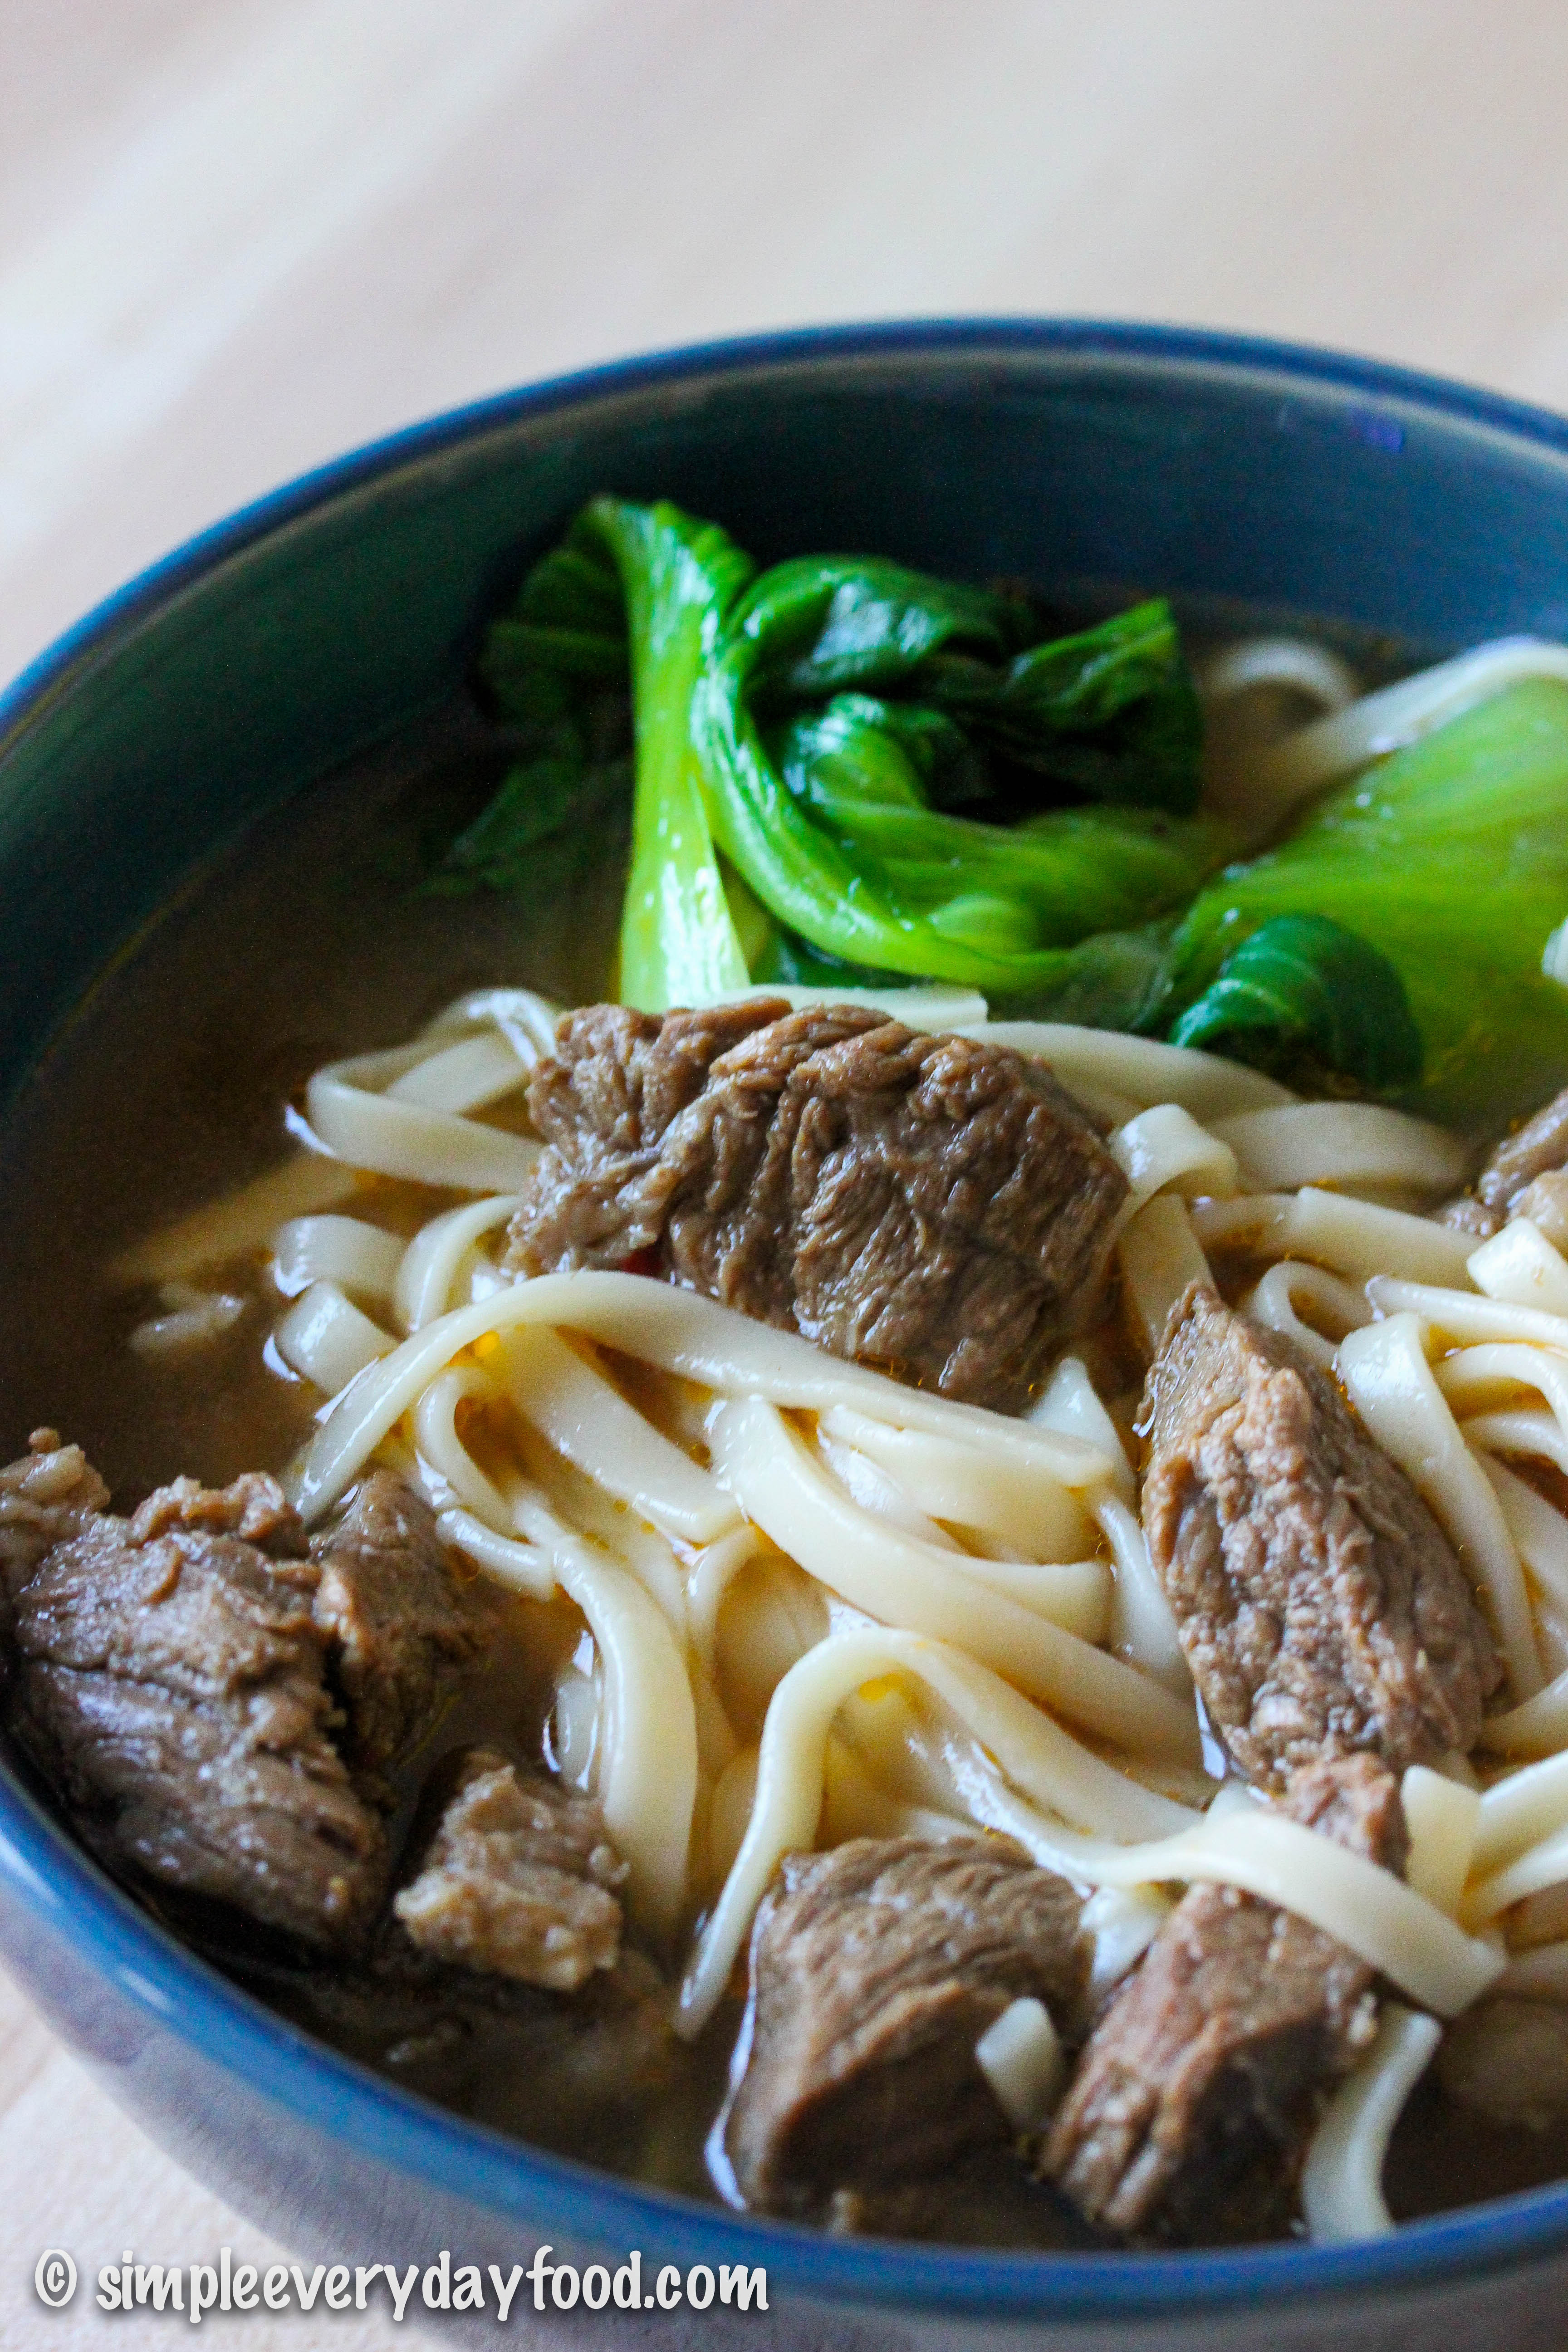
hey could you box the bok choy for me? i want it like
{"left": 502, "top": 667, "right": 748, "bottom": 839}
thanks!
{"left": 1169, "top": 915, "right": 1423, "bottom": 1089}
{"left": 452, "top": 496, "right": 1568, "bottom": 1112}
{"left": 1161, "top": 679, "right": 1568, "bottom": 1120}
{"left": 455, "top": 496, "right": 1225, "bottom": 1006}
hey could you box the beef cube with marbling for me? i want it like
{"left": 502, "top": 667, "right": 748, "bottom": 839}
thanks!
{"left": 506, "top": 1000, "right": 1126, "bottom": 1412}
{"left": 1044, "top": 1754, "right": 1408, "bottom": 2242}
{"left": 722, "top": 1835, "right": 1087, "bottom": 2218}
{"left": 394, "top": 1748, "right": 627, "bottom": 1991}
{"left": 1141, "top": 1284, "right": 1499, "bottom": 1789}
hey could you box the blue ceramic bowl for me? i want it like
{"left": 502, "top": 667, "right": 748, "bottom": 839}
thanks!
{"left": 4, "top": 323, "right": 1568, "bottom": 2349}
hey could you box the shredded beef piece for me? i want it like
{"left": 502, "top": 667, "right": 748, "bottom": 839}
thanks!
{"left": 0, "top": 1429, "right": 111, "bottom": 1608}
{"left": 5, "top": 1455, "right": 385, "bottom": 1949}
{"left": 722, "top": 1835, "right": 1087, "bottom": 2217}
{"left": 505, "top": 1000, "right": 1126, "bottom": 1412}
{"left": 394, "top": 1748, "right": 627, "bottom": 1990}
{"left": 1044, "top": 1755, "right": 1407, "bottom": 2242}
{"left": 1141, "top": 1284, "right": 1499, "bottom": 1789}
{"left": 1440, "top": 1085, "right": 1568, "bottom": 1240}
{"left": 311, "top": 1471, "right": 501, "bottom": 1783}
{"left": 130, "top": 1470, "right": 307, "bottom": 1554}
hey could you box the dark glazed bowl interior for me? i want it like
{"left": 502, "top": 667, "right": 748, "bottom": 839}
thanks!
{"left": 5, "top": 321, "right": 1568, "bottom": 2343}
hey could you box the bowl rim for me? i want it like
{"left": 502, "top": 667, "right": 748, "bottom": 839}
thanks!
{"left": 5, "top": 314, "right": 1568, "bottom": 2322}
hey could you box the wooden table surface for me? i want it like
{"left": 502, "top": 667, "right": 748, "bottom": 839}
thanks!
{"left": 5, "top": 1, "right": 1568, "bottom": 2339}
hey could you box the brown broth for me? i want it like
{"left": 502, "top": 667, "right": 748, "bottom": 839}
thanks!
{"left": 0, "top": 707, "right": 624, "bottom": 1495}
{"left": 0, "top": 702, "right": 1564, "bottom": 2245}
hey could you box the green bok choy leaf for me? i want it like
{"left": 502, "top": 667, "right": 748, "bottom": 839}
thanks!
{"left": 457, "top": 500, "right": 1568, "bottom": 1115}
{"left": 456, "top": 499, "right": 1222, "bottom": 1008}
{"left": 1163, "top": 678, "right": 1568, "bottom": 1120}
{"left": 1169, "top": 914, "right": 1423, "bottom": 1088}
{"left": 691, "top": 549, "right": 1224, "bottom": 993}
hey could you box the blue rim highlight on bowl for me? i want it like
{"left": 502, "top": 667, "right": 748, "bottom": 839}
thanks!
{"left": 4, "top": 316, "right": 1568, "bottom": 2323}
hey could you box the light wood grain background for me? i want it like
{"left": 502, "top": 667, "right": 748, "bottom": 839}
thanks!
{"left": 5, "top": 2, "right": 1568, "bottom": 2341}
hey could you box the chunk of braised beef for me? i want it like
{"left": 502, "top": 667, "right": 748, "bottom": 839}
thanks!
{"left": 5, "top": 1455, "right": 386, "bottom": 1950}
{"left": 0, "top": 1429, "right": 111, "bottom": 1612}
{"left": 1141, "top": 1284, "right": 1499, "bottom": 1789}
{"left": 722, "top": 1835, "right": 1087, "bottom": 2218}
{"left": 505, "top": 1000, "right": 1126, "bottom": 1413}
{"left": 310, "top": 1471, "right": 503, "bottom": 1786}
{"left": 130, "top": 1470, "right": 310, "bottom": 1554}
{"left": 394, "top": 1747, "right": 627, "bottom": 1991}
{"left": 1044, "top": 1754, "right": 1408, "bottom": 2242}
{"left": 1440, "top": 1084, "right": 1568, "bottom": 1241}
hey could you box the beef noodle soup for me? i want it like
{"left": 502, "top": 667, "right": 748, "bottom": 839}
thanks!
{"left": 6, "top": 497, "right": 1568, "bottom": 2250}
